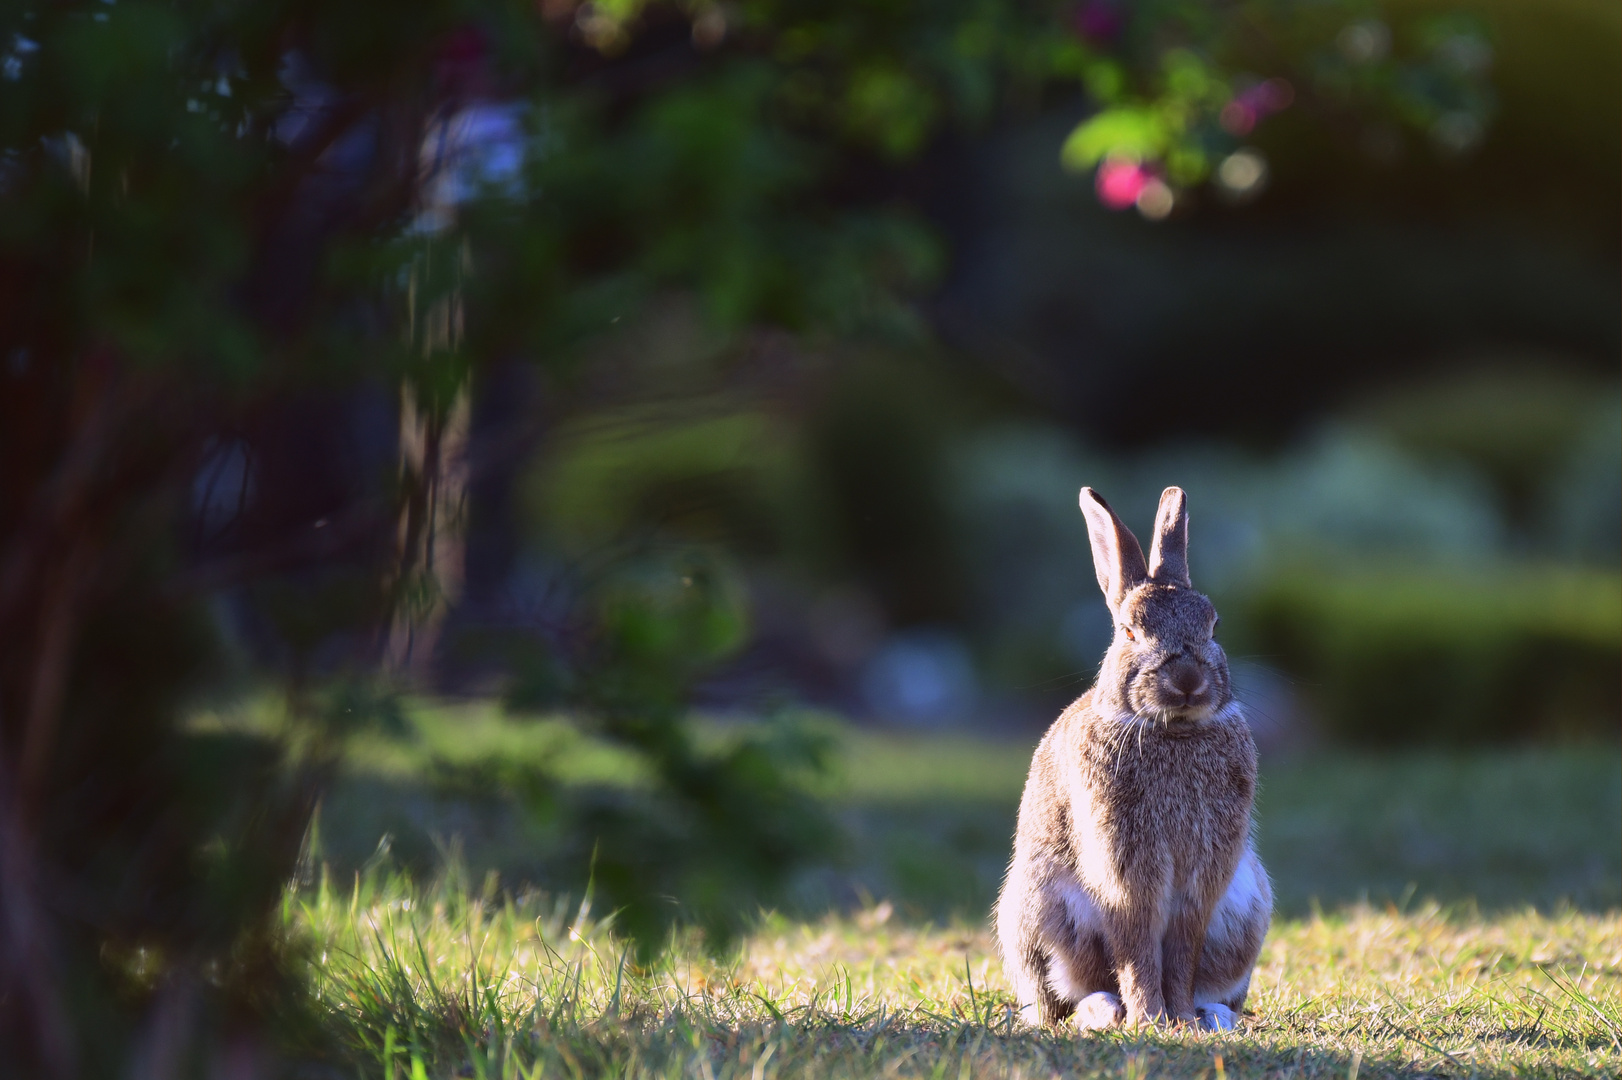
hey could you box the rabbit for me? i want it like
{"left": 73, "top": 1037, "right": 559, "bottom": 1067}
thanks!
{"left": 994, "top": 486, "right": 1271, "bottom": 1032}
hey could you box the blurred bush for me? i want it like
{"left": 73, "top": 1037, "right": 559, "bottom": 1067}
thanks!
{"left": 1229, "top": 564, "right": 1620, "bottom": 744}
{"left": 1349, "top": 364, "right": 1621, "bottom": 536}
{"left": 805, "top": 352, "right": 988, "bottom": 628}
{"left": 950, "top": 425, "right": 1109, "bottom": 689}
{"left": 524, "top": 403, "right": 809, "bottom": 558}
{"left": 1548, "top": 399, "right": 1622, "bottom": 562}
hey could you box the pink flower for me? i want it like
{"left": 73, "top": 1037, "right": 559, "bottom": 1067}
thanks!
{"left": 1095, "top": 158, "right": 1150, "bottom": 210}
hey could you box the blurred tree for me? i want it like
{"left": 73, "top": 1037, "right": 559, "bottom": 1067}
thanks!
{"left": 0, "top": 0, "right": 1497, "bottom": 1070}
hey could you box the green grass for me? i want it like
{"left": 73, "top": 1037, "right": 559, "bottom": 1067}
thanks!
{"left": 307, "top": 706, "right": 1620, "bottom": 918}
{"left": 278, "top": 705, "right": 1622, "bottom": 1077}
{"left": 291, "top": 867, "right": 1622, "bottom": 1079}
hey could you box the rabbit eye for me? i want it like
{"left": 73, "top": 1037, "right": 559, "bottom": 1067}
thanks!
{"left": 1121, "top": 625, "right": 1136, "bottom": 641}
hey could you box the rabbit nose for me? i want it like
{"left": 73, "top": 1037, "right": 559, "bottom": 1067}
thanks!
{"left": 1165, "top": 663, "right": 1208, "bottom": 701}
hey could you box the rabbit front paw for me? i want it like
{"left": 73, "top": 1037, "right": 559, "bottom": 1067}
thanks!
{"left": 1075, "top": 991, "right": 1126, "bottom": 1030}
{"left": 1195, "top": 1003, "right": 1237, "bottom": 1032}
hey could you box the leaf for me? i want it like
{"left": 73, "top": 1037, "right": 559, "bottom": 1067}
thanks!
{"left": 1060, "top": 107, "right": 1169, "bottom": 171}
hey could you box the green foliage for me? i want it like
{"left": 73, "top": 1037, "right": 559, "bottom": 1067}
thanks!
{"left": 526, "top": 406, "right": 805, "bottom": 556}
{"left": 356, "top": 714, "right": 840, "bottom": 956}
{"left": 1063, "top": 105, "right": 1172, "bottom": 170}
{"left": 464, "top": 546, "right": 841, "bottom": 954}
{"left": 1061, "top": 0, "right": 1496, "bottom": 185}
{"left": 1229, "top": 565, "right": 1622, "bottom": 744}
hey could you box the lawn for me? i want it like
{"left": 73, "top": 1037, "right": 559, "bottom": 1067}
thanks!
{"left": 304, "top": 705, "right": 1621, "bottom": 917}
{"left": 295, "top": 871, "right": 1619, "bottom": 1079}
{"left": 277, "top": 704, "right": 1621, "bottom": 1077}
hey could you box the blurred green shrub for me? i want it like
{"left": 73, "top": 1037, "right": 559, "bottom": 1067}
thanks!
{"left": 1230, "top": 565, "right": 1621, "bottom": 744}
{"left": 1351, "top": 365, "right": 1620, "bottom": 533}
{"left": 525, "top": 403, "right": 812, "bottom": 559}
{"left": 806, "top": 352, "right": 993, "bottom": 626}
{"left": 421, "top": 718, "right": 839, "bottom": 958}
{"left": 455, "top": 543, "right": 846, "bottom": 954}
{"left": 1548, "top": 399, "right": 1622, "bottom": 562}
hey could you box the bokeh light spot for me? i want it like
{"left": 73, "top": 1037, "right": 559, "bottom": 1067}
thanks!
{"left": 1337, "top": 21, "right": 1391, "bottom": 64}
{"left": 1136, "top": 178, "right": 1175, "bottom": 220}
{"left": 1216, "top": 149, "right": 1268, "bottom": 200}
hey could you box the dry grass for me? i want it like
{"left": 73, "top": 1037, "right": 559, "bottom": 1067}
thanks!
{"left": 291, "top": 720, "right": 1620, "bottom": 1076}
{"left": 293, "top": 867, "right": 1621, "bottom": 1079}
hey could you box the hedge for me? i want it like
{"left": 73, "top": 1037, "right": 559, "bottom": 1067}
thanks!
{"left": 1226, "top": 564, "right": 1621, "bottom": 744}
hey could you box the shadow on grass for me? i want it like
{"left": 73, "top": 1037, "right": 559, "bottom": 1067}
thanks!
{"left": 311, "top": 1001, "right": 1609, "bottom": 1080}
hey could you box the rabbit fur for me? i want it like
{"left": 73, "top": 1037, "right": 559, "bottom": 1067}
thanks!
{"left": 995, "top": 486, "right": 1271, "bottom": 1032}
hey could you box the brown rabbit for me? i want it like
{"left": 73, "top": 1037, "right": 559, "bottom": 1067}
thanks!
{"left": 994, "top": 486, "right": 1271, "bottom": 1031}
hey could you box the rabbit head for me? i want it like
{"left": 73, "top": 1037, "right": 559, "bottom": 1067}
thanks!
{"left": 1078, "top": 486, "right": 1231, "bottom": 726}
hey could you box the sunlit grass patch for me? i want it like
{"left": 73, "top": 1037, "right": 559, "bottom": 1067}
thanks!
{"left": 292, "top": 868, "right": 1621, "bottom": 1079}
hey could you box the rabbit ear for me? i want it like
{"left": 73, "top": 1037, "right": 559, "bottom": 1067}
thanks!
{"left": 1147, "top": 486, "right": 1191, "bottom": 586}
{"left": 1079, "top": 488, "right": 1148, "bottom": 610}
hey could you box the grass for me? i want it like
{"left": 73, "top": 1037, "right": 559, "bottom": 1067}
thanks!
{"left": 291, "top": 867, "right": 1622, "bottom": 1079}
{"left": 277, "top": 706, "right": 1622, "bottom": 1077}
{"left": 307, "top": 705, "right": 1621, "bottom": 918}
